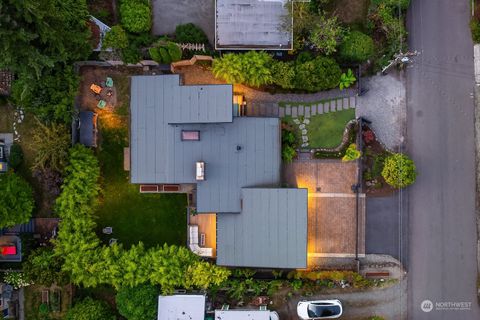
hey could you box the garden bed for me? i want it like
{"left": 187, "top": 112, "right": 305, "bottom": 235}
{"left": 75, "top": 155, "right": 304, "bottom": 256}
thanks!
{"left": 361, "top": 125, "right": 396, "bottom": 196}
{"left": 24, "top": 284, "right": 72, "bottom": 320}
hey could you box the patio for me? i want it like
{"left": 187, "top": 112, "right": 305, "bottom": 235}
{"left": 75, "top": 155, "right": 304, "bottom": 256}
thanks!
{"left": 189, "top": 213, "right": 216, "bottom": 257}
{"left": 283, "top": 159, "right": 366, "bottom": 265}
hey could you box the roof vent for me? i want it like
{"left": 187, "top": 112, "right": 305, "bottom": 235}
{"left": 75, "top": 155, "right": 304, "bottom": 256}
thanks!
{"left": 236, "top": 145, "right": 243, "bottom": 152}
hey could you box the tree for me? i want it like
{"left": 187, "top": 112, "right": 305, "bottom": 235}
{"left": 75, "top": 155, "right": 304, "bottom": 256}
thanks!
{"left": 308, "top": 14, "right": 343, "bottom": 55}
{"left": 212, "top": 54, "right": 245, "bottom": 84}
{"left": 0, "top": 173, "right": 34, "bottom": 228}
{"left": 149, "top": 42, "right": 182, "bottom": 64}
{"left": 382, "top": 153, "right": 417, "bottom": 188}
{"left": 116, "top": 285, "right": 158, "bottom": 320}
{"left": 120, "top": 0, "right": 151, "bottom": 33}
{"left": 11, "top": 65, "right": 80, "bottom": 123}
{"left": 294, "top": 56, "right": 342, "bottom": 91}
{"left": 23, "top": 247, "right": 69, "bottom": 286}
{"left": 339, "top": 31, "right": 375, "bottom": 63}
{"left": 175, "top": 23, "right": 209, "bottom": 44}
{"left": 187, "top": 261, "right": 231, "bottom": 289}
{"left": 65, "top": 298, "right": 114, "bottom": 320}
{"left": 0, "top": 0, "right": 92, "bottom": 79}
{"left": 30, "top": 120, "right": 70, "bottom": 172}
{"left": 103, "top": 25, "right": 129, "bottom": 50}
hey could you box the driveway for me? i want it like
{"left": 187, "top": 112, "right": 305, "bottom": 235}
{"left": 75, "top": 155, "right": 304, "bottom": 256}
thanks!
{"left": 151, "top": 0, "right": 215, "bottom": 45}
{"left": 365, "top": 195, "right": 408, "bottom": 264}
{"left": 277, "top": 280, "right": 407, "bottom": 320}
{"left": 407, "top": 0, "right": 480, "bottom": 318}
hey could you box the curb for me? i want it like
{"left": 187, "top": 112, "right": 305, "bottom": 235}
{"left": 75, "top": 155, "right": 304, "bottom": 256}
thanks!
{"left": 472, "top": 43, "right": 480, "bottom": 303}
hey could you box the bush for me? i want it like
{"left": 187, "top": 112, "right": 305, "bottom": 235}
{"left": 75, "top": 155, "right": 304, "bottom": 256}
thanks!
{"left": 212, "top": 51, "right": 274, "bottom": 87}
{"left": 65, "top": 297, "right": 114, "bottom": 320}
{"left": 8, "top": 143, "right": 23, "bottom": 170}
{"left": 23, "top": 247, "right": 69, "bottom": 286}
{"left": 175, "top": 23, "right": 209, "bottom": 44}
{"left": 31, "top": 120, "right": 70, "bottom": 172}
{"left": 103, "top": 25, "right": 129, "bottom": 50}
{"left": 342, "top": 143, "right": 361, "bottom": 162}
{"left": 116, "top": 285, "right": 158, "bottom": 320}
{"left": 294, "top": 56, "right": 342, "bottom": 91}
{"left": 271, "top": 61, "right": 295, "bottom": 89}
{"left": 339, "top": 31, "right": 375, "bottom": 62}
{"left": 371, "top": 0, "right": 410, "bottom": 11}
{"left": 339, "top": 69, "right": 357, "bottom": 90}
{"left": 308, "top": 14, "right": 343, "bottom": 55}
{"left": 382, "top": 153, "right": 416, "bottom": 188}
{"left": 149, "top": 41, "right": 182, "bottom": 64}
{"left": 120, "top": 1, "right": 151, "bottom": 33}
{"left": 471, "top": 20, "right": 480, "bottom": 44}
{"left": 3, "top": 270, "right": 32, "bottom": 289}
{"left": 0, "top": 173, "right": 34, "bottom": 228}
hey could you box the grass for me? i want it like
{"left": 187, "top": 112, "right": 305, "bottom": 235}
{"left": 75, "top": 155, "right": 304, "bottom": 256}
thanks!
{"left": 307, "top": 109, "right": 355, "bottom": 148}
{"left": 93, "top": 72, "right": 187, "bottom": 249}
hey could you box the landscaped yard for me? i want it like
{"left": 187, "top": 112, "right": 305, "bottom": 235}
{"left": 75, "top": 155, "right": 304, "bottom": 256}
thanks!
{"left": 307, "top": 109, "right": 355, "bottom": 148}
{"left": 86, "top": 69, "right": 187, "bottom": 249}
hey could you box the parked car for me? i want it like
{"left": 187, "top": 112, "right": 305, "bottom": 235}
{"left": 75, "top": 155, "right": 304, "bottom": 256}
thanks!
{"left": 0, "top": 140, "right": 7, "bottom": 172}
{"left": 297, "top": 300, "right": 343, "bottom": 319}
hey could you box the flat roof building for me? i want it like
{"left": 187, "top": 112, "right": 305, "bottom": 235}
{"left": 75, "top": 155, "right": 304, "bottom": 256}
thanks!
{"left": 130, "top": 75, "right": 307, "bottom": 269}
{"left": 157, "top": 295, "right": 205, "bottom": 320}
{"left": 215, "top": 0, "right": 293, "bottom": 50}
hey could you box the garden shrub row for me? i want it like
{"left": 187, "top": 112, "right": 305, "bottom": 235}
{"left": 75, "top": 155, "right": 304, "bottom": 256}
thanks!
{"left": 212, "top": 51, "right": 342, "bottom": 92}
{"left": 54, "top": 145, "right": 230, "bottom": 293}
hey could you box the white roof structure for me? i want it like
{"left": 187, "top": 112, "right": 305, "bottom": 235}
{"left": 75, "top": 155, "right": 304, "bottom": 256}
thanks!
{"left": 158, "top": 295, "right": 205, "bottom": 320}
{"left": 214, "top": 310, "right": 272, "bottom": 320}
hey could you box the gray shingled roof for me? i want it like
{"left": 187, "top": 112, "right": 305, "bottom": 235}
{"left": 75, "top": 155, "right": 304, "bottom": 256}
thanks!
{"left": 215, "top": 0, "right": 292, "bottom": 50}
{"left": 130, "top": 75, "right": 281, "bottom": 213}
{"left": 217, "top": 188, "right": 308, "bottom": 269}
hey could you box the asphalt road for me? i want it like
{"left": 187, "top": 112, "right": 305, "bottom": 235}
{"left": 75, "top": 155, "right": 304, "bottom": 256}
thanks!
{"left": 407, "top": 0, "right": 479, "bottom": 318}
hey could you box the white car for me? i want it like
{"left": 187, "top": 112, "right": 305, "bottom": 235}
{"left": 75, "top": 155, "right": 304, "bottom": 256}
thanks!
{"left": 297, "top": 300, "right": 343, "bottom": 319}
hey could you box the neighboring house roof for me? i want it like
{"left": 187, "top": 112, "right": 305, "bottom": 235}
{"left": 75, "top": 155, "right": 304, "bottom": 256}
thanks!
{"left": 90, "top": 16, "right": 111, "bottom": 51}
{"left": 215, "top": 0, "right": 293, "bottom": 50}
{"left": 217, "top": 188, "right": 308, "bottom": 269}
{"left": 214, "top": 310, "right": 272, "bottom": 320}
{"left": 79, "top": 111, "right": 97, "bottom": 147}
{"left": 157, "top": 295, "right": 205, "bottom": 320}
{"left": 130, "top": 75, "right": 280, "bottom": 213}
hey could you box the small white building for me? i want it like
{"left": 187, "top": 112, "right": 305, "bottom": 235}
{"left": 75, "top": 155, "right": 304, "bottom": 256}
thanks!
{"left": 215, "top": 310, "right": 279, "bottom": 320}
{"left": 157, "top": 295, "right": 206, "bottom": 320}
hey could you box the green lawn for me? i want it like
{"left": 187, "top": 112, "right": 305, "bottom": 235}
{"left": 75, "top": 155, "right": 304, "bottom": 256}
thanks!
{"left": 307, "top": 109, "right": 355, "bottom": 148}
{"left": 95, "top": 123, "right": 187, "bottom": 249}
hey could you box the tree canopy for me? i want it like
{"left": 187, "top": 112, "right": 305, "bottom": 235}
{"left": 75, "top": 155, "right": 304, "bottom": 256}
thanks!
{"left": 0, "top": 172, "right": 34, "bottom": 228}
{"left": 382, "top": 153, "right": 417, "bottom": 188}
{"left": 116, "top": 285, "right": 158, "bottom": 320}
{"left": 65, "top": 297, "right": 114, "bottom": 320}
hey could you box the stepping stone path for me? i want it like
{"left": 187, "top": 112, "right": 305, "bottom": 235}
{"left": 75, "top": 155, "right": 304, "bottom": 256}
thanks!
{"left": 280, "top": 96, "right": 356, "bottom": 148}
{"left": 12, "top": 108, "right": 24, "bottom": 142}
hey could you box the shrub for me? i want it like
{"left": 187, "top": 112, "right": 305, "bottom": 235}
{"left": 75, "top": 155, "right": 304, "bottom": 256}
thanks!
{"left": 149, "top": 41, "right": 182, "bottom": 63}
{"left": 120, "top": 1, "right": 151, "bottom": 33}
{"left": 308, "top": 14, "right": 343, "bottom": 55}
{"left": 8, "top": 143, "right": 23, "bottom": 169}
{"left": 471, "top": 20, "right": 480, "bottom": 44}
{"left": 271, "top": 61, "right": 295, "bottom": 89}
{"left": 371, "top": 0, "right": 410, "bottom": 11}
{"left": 213, "top": 51, "right": 274, "bottom": 87}
{"left": 65, "top": 297, "right": 113, "bottom": 320}
{"left": 30, "top": 120, "right": 70, "bottom": 172}
{"left": 103, "top": 25, "right": 129, "bottom": 50}
{"left": 0, "top": 173, "right": 34, "bottom": 228}
{"left": 3, "top": 270, "right": 32, "bottom": 289}
{"left": 23, "top": 247, "right": 69, "bottom": 286}
{"left": 342, "top": 143, "right": 361, "bottom": 162}
{"left": 294, "top": 56, "right": 342, "bottom": 91}
{"left": 116, "top": 285, "right": 158, "bottom": 320}
{"left": 339, "top": 31, "right": 374, "bottom": 62}
{"left": 175, "top": 23, "right": 209, "bottom": 44}
{"left": 122, "top": 44, "right": 142, "bottom": 64}
{"left": 282, "top": 145, "right": 297, "bottom": 163}
{"left": 382, "top": 153, "right": 416, "bottom": 188}
{"left": 339, "top": 69, "right": 357, "bottom": 90}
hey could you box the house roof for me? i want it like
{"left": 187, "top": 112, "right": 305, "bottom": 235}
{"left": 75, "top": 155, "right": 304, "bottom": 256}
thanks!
{"left": 130, "top": 75, "right": 281, "bottom": 213}
{"left": 157, "top": 295, "right": 205, "bottom": 320}
{"left": 216, "top": 188, "right": 308, "bottom": 268}
{"left": 215, "top": 0, "right": 293, "bottom": 50}
{"left": 214, "top": 310, "right": 272, "bottom": 320}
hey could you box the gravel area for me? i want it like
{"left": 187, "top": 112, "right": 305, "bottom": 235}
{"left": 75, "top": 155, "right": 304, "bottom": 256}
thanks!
{"left": 151, "top": 0, "right": 215, "bottom": 45}
{"left": 356, "top": 72, "right": 407, "bottom": 150}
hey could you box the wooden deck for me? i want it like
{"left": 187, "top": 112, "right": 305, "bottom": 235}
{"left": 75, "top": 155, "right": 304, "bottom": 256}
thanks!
{"left": 189, "top": 213, "right": 217, "bottom": 257}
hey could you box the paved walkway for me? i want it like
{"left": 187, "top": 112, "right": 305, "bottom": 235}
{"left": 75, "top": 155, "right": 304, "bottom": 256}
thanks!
{"left": 277, "top": 96, "right": 356, "bottom": 118}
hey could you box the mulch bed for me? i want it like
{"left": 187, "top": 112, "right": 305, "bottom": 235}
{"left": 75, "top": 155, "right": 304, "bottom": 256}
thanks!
{"left": 362, "top": 125, "right": 396, "bottom": 197}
